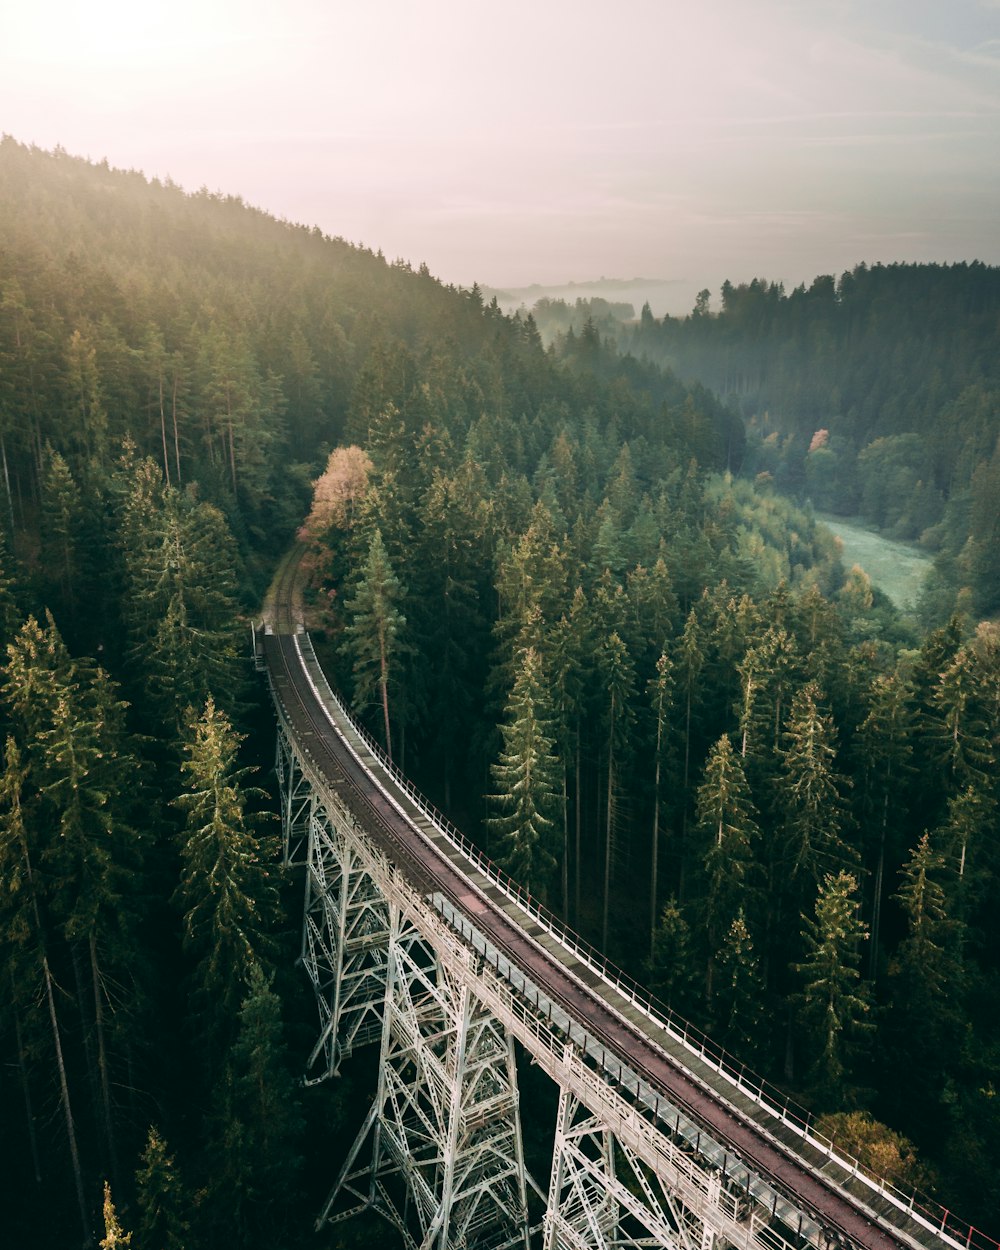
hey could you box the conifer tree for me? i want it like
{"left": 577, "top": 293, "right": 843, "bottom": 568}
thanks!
{"left": 883, "top": 833, "right": 965, "bottom": 1140}
{"left": 120, "top": 483, "right": 244, "bottom": 731}
{"left": 3, "top": 614, "right": 142, "bottom": 1195}
{"left": 39, "top": 444, "right": 84, "bottom": 613}
{"left": 779, "top": 682, "right": 855, "bottom": 889}
{"left": 342, "top": 526, "right": 407, "bottom": 760}
{"left": 135, "top": 1127, "right": 191, "bottom": 1250}
{"left": 712, "top": 909, "right": 765, "bottom": 1059}
{"left": 856, "top": 672, "right": 913, "bottom": 975}
{"left": 549, "top": 586, "right": 593, "bottom": 922}
{"left": 205, "top": 963, "right": 304, "bottom": 1247}
{"left": 695, "top": 733, "right": 760, "bottom": 995}
{"left": 647, "top": 648, "right": 674, "bottom": 953}
{"left": 648, "top": 897, "right": 698, "bottom": 1017}
{"left": 100, "top": 1180, "right": 132, "bottom": 1249}
{"left": 0, "top": 736, "right": 89, "bottom": 1237}
{"left": 598, "top": 630, "right": 635, "bottom": 948}
{"left": 794, "top": 871, "right": 873, "bottom": 1107}
{"left": 487, "top": 646, "right": 561, "bottom": 902}
{"left": 174, "top": 697, "right": 277, "bottom": 1045}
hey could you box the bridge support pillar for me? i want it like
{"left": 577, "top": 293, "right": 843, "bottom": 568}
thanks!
{"left": 283, "top": 753, "right": 390, "bottom": 1080}
{"left": 319, "top": 902, "right": 531, "bottom": 1249}
{"left": 276, "top": 722, "right": 312, "bottom": 868}
{"left": 543, "top": 1068, "right": 719, "bottom": 1250}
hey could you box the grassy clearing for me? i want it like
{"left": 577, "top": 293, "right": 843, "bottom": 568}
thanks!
{"left": 816, "top": 513, "right": 933, "bottom": 612}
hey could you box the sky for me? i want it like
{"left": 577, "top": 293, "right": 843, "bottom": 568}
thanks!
{"left": 2, "top": 0, "right": 999, "bottom": 313}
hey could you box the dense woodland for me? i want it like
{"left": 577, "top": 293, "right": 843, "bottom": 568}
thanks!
{"left": 1, "top": 138, "right": 999, "bottom": 1246}
{"left": 533, "top": 266, "right": 1000, "bottom": 622}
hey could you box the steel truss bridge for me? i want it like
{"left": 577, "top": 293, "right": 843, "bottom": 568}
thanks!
{"left": 256, "top": 562, "right": 995, "bottom": 1250}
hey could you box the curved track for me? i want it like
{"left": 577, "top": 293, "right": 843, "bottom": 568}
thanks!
{"left": 261, "top": 559, "right": 976, "bottom": 1250}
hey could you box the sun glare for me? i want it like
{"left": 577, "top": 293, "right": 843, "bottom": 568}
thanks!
{"left": 7, "top": 0, "right": 236, "bottom": 73}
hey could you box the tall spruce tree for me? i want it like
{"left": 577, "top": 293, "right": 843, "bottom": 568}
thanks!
{"left": 135, "top": 1127, "right": 191, "bottom": 1250}
{"left": 598, "top": 630, "right": 635, "bottom": 948}
{"left": 204, "top": 963, "right": 304, "bottom": 1249}
{"left": 342, "top": 526, "right": 407, "bottom": 760}
{"left": 174, "top": 697, "right": 277, "bottom": 1048}
{"left": 487, "top": 646, "right": 561, "bottom": 902}
{"left": 694, "top": 733, "right": 761, "bottom": 999}
{"left": 780, "top": 682, "right": 855, "bottom": 890}
{"left": 794, "top": 871, "right": 873, "bottom": 1107}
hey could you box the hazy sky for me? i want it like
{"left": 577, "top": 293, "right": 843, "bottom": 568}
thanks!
{"left": 3, "top": 0, "right": 999, "bottom": 312}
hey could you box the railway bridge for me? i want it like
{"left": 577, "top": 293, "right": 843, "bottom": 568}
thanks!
{"left": 255, "top": 555, "right": 992, "bottom": 1250}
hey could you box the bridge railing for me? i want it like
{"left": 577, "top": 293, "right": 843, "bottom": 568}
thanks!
{"left": 293, "top": 632, "right": 998, "bottom": 1250}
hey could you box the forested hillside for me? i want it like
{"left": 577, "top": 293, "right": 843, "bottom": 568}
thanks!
{"left": 611, "top": 265, "right": 1000, "bottom": 621}
{"left": 1, "top": 138, "right": 998, "bottom": 1246}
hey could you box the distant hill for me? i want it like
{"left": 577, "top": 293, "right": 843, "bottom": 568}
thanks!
{"left": 484, "top": 275, "right": 691, "bottom": 319}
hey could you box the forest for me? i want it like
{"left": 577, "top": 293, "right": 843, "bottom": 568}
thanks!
{"left": 532, "top": 266, "right": 1000, "bottom": 623}
{"left": 0, "top": 137, "right": 998, "bottom": 1247}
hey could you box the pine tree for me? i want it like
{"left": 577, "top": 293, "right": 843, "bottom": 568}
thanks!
{"left": 794, "top": 871, "right": 873, "bottom": 1107}
{"left": 39, "top": 444, "right": 84, "bottom": 614}
{"left": 120, "top": 483, "right": 244, "bottom": 731}
{"left": 487, "top": 647, "right": 561, "bottom": 902}
{"left": 779, "top": 682, "right": 855, "bottom": 889}
{"left": 647, "top": 897, "right": 698, "bottom": 1018}
{"left": 0, "top": 736, "right": 89, "bottom": 1237}
{"left": 712, "top": 909, "right": 766, "bottom": 1060}
{"left": 135, "top": 1127, "right": 191, "bottom": 1250}
{"left": 597, "top": 630, "right": 635, "bottom": 949}
{"left": 205, "top": 963, "right": 304, "bottom": 1247}
{"left": 694, "top": 734, "right": 760, "bottom": 996}
{"left": 3, "top": 614, "right": 143, "bottom": 1195}
{"left": 100, "top": 1180, "right": 132, "bottom": 1248}
{"left": 342, "top": 527, "right": 407, "bottom": 760}
{"left": 647, "top": 649, "right": 674, "bottom": 954}
{"left": 856, "top": 672, "right": 913, "bottom": 975}
{"left": 883, "top": 834, "right": 965, "bottom": 1140}
{"left": 174, "top": 698, "right": 277, "bottom": 1046}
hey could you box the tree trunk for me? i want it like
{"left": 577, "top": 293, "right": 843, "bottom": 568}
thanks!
{"left": 159, "top": 371, "right": 170, "bottom": 487}
{"left": 43, "top": 951, "right": 89, "bottom": 1239}
{"left": 10, "top": 983, "right": 43, "bottom": 1185}
{"left": 378, "top": 623, "right": 392, "bottom": 762}
{"left": 574, "top": 728, "right": 582, "bottom": 926}
{"left": 172, "top": 372, "right": 183, "bottom": 485}
{"left": 650, "top": 749, "right": 661, "bottom": 960}
{"left": 91, "top": 931, "right": 120, "bottom": 1193}
{"left": 602, "top": 692, "right": 615, "bottom": 951}
{"left": 1, "top": 432, "right": 15, "bottom": 536}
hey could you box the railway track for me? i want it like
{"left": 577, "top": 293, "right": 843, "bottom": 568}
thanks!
{"left": 259, "top": 558, "right": 990, "bottom": 1250}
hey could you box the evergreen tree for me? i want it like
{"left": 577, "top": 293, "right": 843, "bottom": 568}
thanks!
{"left": 647, "top": 897, "right": 698, "bottom": 1018}
{"left": 794, "top": 871, "right": 873, "bottom": 1107}
{"left": 100, "top": 1180, "right": 132, "bottom": 1249}
{"left": 856, "top": 672, "right": 913, "bottom": 976}
{"left": 174, "top": 698, "right": 277, "bottom": 1047}
{"left": 694, "top": 733, "right": 760, "bottom": 997}
{"left": 135, "top": 1127, "right": 191, "bottom": 1250}
{"left": 647, "top": 649, "right": 674, "bottom": 953}
{"left": 712, "top": 909, "right": 766, "bottom": 1060}
{"left": 342, "top": 527, "right": 407, "bottom": 760}
{"left": 0, "top": 736, "right": 89, "bottom": 1238}
{"left": 883, "top": 833, "right": 964, "bottom": 1141}
{"left": 205, "top": 963, "right": 304, "bottom": 1248}
{"left": 487, "top": 646, "right": 561, "bottom": 902}
{"left": 597, "top": 630, "right": 635, "bottom": 948}
{"left": 39, "top": 444, "right": 84, "bottom": 615}
{"left": 548, "top": 586, "right": 592, "bottom": 922}
{"left": 120, "top": 484, "right": 245, "bottom": 731}
{"left": 780, "top": 682, "right": 855, "bottom": 889}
